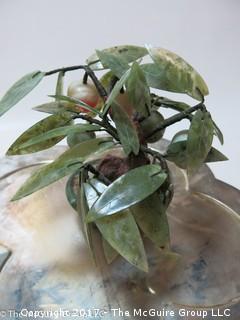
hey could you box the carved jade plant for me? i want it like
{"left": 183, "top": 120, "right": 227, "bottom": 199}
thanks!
{"left": 0, "top": 45, "right": 227, "bottom": 272}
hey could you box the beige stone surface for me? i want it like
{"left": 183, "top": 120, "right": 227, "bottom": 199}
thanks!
{"left": 0, "top": 146, "right": 239, "bottom": 319}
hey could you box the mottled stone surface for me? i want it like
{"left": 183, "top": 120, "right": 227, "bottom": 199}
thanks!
{"left": 0, "top": 145, "right": 239, "bottom": 319}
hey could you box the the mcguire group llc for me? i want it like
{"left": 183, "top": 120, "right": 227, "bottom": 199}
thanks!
{"left": 111, "top": 307, "right": 231, "bottom": 318}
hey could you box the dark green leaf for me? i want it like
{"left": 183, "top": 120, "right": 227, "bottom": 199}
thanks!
{"left": 102, "top": 238, "right": 119, "bottom": 264}
{"left": 18, "top": 124, "right": 101, "bottom": 149}
{"left": 213, "top": 120, "right": 224, "bottom": 145}
{"left": 50, "top": 95, "right": 101, "bottom": 115}
{"left": 85, "top": 179, "right": 148, "bottom": 272}
{"left": 33, "top": 101, "right": 76, "bottom": 114}
{"left": 131, "top": 193, "right": 169, "bottom": 248}
{"left": 0, "top": 71, "right": 45, "bottom": 117}
{"left": 147, "top": 47, "right": 209, "bottom": 100}
{"left": 126, "top": 62, "right": 150, "bottom": 117}
{"left": 79, "top": 172, "right": 97, "bottom": 262}
{"left": 87, "top": 45, "right": 147, "bottom": 70}
{"left": 7, "top": 112, "right": 73, "bottom": 155}
{"left": 65, "top": 173, "right": 78, "bottom": 210}
{"left": 166, "top": 130, "right": 228, "bottom": 168}
{"left": 111, "top": 102, "right": 140, "bottom": 155}
{"left": 187, "top": 111, "right": 214, "bottom": 174}
{"left": 96, "top": 50, "right": 129, "bottom": 78}
{"left": 152, "top": 95, "right": 190, "bottom": 112}
{"left": 11, "top": 137, "right": 114, "bottom": 201}
{"left": 55, "top": 71, "right": 64, "bottom": 98}
{"left": 206, "top": 147, "right": 228, "bottom": 162}
{"left": 165, "top": 130, "right": 189, "bottom": 169}
{"left": 86, "top": 164, "right": 167, "bottom": 222}
{"left": 102, "top": 70, "right": 130, "bottom": 116}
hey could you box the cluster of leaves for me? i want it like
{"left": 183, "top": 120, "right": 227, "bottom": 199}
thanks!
{"left": 0, "top": 45, "right": 227, "bottom": 272}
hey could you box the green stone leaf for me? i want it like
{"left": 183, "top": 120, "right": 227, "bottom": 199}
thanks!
{"left": 84, "top": 179, "right": 107, "bottom": 208}
{"left": 96, "top": 50, "right": 129, "bottom": 78}
{"left": 166, "top": 130, "right": 228, "bottom": 168}
{"left": 97, "top": 211, "right": 148, "bottom": 272}
{"left": 187, "top": 111, "right": 214, "bottom": 174}
{"left": 11, "top": 137, "right": 114, "bottom": 201}
{"left": 100, "top": 71, "right": 114, "bottom": 93}
{"left": 33, "top": 101, "right": 76, "bottom": 115}
{"left": 79, "top": 172, "right": 97, "bottom": 262}
{"left": 213, "top": 120, "right": 224, "bottom": 145}
{"left": 102, "top": 238, "right": 119, "bottom": 264}
{"left": 65, "top": 172, "right": 78, "bottom": 210}
{"left": 165, "top": 130, "right": 190, "bottom": 169}
{"left": 152, "top": 95, "right": 190, "bottom": 112}
{"left": 55, "top": 71, "right": 65, "bottom": 98}
{"left": 50, "top": 95, "right": 100, "bottom": 115}
{"left": 147, "top": 47, "right": 209, "bottom": 100}
{"left": 87, "top": 45, "right": 148, "bottom": 70}
{"left": 0, "top": 71, "right": 45, "bottom": 117}
{"left": 86, "top": 164, "right": 167, "bottom": 222}
{"left": 126, "top": 62, "right": 151, "bottom": 117}
{"left": 102, "top": 69, "right": 130, "bottom": 116}
{"left": 111, "top": 102, "right": 140, "bottom": 156}
{"left": 7, "top": 112, "right": 73, "bottom": 155}
{"left": 205, "top": 147, "right": 228, "bottom": 162}
{"left": 142, "top": 47, "right": 209, "bottom": 100}
{"left": 18, "top": 124, "right": 101, "bottom": 150}
{"left": 131, "top": 192, "right": 170, "bottom": 248}
{"left": 85, "top": 179, "right": 148, "bottom": 272}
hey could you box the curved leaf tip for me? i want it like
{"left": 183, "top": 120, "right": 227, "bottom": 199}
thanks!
{"left": 0, "top": 71, "right": 45, "bottom": 117}
{"left": 145, "top": 47, "right": 209, "bottom": 101}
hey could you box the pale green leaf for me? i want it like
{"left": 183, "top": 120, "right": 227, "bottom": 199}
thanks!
{"left": 100, "top": 71, "right": 114, "bottom": 94}
{"left": 87, "top": 45, "right": 147, "bottom": 70}
{"left": 97, "top": 211, "right": 148, "bottom": 272}
{"left": 187, "top": 110, "right": 214, "bottom": 174}
{"left": 50, "top": 95, "right": 100, "bottom": 115}
{"left": 0, "top": 71, "right": 45, "bottom": 117}
{"left": 33, "top": 101, "right": 76, "bottom": 114}
{"left": 55, "top": 71, "right": 65, "bottom": 98}
{"left": 147, "top": 47, "right": 209, "bottom": 100}
{"left": 102, "top": 69, "right": 130, "bottom": 116}
{"left": 142, "top": 47, "right": 208, "bottom": 100}
{"left": 96, "top": 50, "right": 129, "bottom": 78}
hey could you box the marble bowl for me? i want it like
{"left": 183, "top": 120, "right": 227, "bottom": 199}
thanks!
{"left": 0, "top": 144, "right": 239, "bottom": 319}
